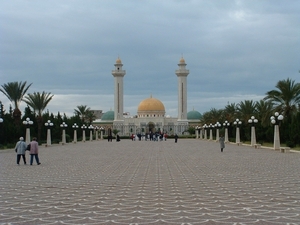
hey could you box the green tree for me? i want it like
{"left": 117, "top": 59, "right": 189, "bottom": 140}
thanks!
{"left": 237, "top": 100, "right": 257, "bottom": 123}
{"left": 264, "top": 78, "right": 300, "bottom": 119}
{"left": 23, "top": 91, "right": 54, "bottom": 142}
{"left": 0, "top": 81, "right": 32, "bottom": 135}
{"left": 85, "top": 110, "right": 96, "bottom": 125}
{"left": 223, "top": 103, "right": 237, "bottom": 123}
{"left": 74, "top": 105, "right": 91, "bottom": 123}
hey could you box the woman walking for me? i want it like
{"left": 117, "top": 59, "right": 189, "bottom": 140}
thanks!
{"left": 15, "top": 137, "right": 27, "bottom": 165}
{"left": 29, "top": 137, "right": 41, "bottom": 165}
{"left": 219, "top": 135, "right": 225, "bottom": 152}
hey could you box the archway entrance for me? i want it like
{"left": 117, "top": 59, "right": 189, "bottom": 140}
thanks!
{"left": 147, "top": 122, "right": 155, "bottom": 133}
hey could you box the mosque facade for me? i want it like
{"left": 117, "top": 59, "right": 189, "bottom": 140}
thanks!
{"left": 92, "top": 57, "right": 202, "bottom": 136}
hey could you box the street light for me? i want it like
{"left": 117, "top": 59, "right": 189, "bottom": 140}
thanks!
{"left": 233, "top": 119, "right": 242, "bottom": 145}
{"left": 0, "top": 117, "right": 3, "bottom": 145}
{"left": 23, "top": 117, "right": 34, "bottom": 144}
{"left": 60, "top": 122, "right": 68, "bottom": 145}
{"left": 248, "top": 116, "right": 258, "bottom": 146}
{"left": 215, "top": 122, "right": 221, "bottom": 142}
{"left": 88, "top": 125, "right": 94, "bottom": 141}
{"left": 270, "top": 112, "right": 284, "bottom": 150}
{"left": 94, "top": 126, "right": 99, "bottom": 140}
{"left": 44, "top": 120, "right": 53, "bottom": 146}
{"left": 203, "top": 124, "right": 208, "bottom": 140}
{"left": 195, "top": 126, "right": 199, "bottom": 139}
{"left": 199, "top": 126, "right": 203, "bottom": 139}
{"left": 209, "top": 123, "right": 214, "bottom": 141}
{"left": 72, "top": 123, "right": 78, "bottom": 143}
{"left": 81, "top": 124, "right": 87, "bottom": 142}
{"left": 100, "top": 127, "right": 104, "bottom": 140}
{"left": 223, "top": 121, "right": 230, "bottom": 143}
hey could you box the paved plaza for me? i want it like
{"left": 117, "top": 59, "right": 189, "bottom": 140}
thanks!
{"left": 0, "top": 139, "right": 300, "bottom": 225}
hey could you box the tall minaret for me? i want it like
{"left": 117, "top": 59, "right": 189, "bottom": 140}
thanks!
{"left": 175, "top": 57, "right": 189, "bottom": 121}
{"left": 112, "top": 57, "right": 126, "bottom": 121}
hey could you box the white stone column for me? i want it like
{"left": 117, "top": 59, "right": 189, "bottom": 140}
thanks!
{"left": 236, "top": 127, "right": 240, "bottom": 144}
{"left": 216, "top": 129, "right": 220, "bottom": 142}
{"left": 90, "top": 130, "right": 93, "bottom": 141}
{"left": 225, "top": 128, "right": 229, "bottom": 143}
{"left": 82, "top": 130, "right": 86, "bottom": 142}
{"left": 251, "top": 126, "right": 256, "bottom": 146}
{"left": 73, "top": 129, "right": 77, "bottom": 143}
{"left": 62, "top": 129, "right": 66, "bottom": 145}
{"left": 274, "top": 124, "right": 280, "bottom": 150}
{"left": 25, "top": 127, "right": 31, "bottom": 144}
{"left": 46, "top": 129, "right": 51, "bottom": 146}
{"left": 209, "top": 129, "right": 213, "bottom": 141}
{"left": 95, "top": 130, "right": 99, "bottom": 140}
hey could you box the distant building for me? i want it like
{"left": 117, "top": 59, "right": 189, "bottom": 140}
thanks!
{"left": 93, "top": 57, "right": 202, "bottom": 136}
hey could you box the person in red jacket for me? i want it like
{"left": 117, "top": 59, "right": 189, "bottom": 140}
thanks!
{"left": 29, "top": 137, "right": 41, "bottom": 165}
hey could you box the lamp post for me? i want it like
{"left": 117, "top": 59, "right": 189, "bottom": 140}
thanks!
{"left": 81, "top": 124, "right": 87, "bottom": 142}
{"left": 23, "top": 117, "right": 33, "bottom": 144}
{"left": 270, "top": 112, "right": 284, "bottom": 150}
{"left": 223, "top": 121, "right": 230, "bottom": 143}
{"left": 209, "top": 123, "right": 214, "bottom": 141}
{"left": 72, "top": 123, "right": 78, "bottom": 143}
{"left": 195, "top": 126, "right": 199, "bottom": 139}
{"left": 60, "top": 122, "right": 68, "bottom": 145}
{"left": 44, "top": 120, "right": 53, "bottom": 146}
{"left": 88, "top": 125, "right": 94, "bottom": 141}
{"left": 100, "top": 127, "right": 104, "bottom": 140}
{"left": 215, "top": 122, "right": 221, "bottom": 142}
{"left": 199, "top": 126, "right": 203, "bottom": 139}
{"left": 248, "top": 116, "right": 258, "bottom": 146}
{"left": 233, "top": 119, "right": 242, "bottom": 145}
{"left": 0, "top": 117, "right": 3, "bottom": 145}
{"left": 203, "top": 124, "right": 208, "bottom": 140}
{"left": 94, "top": 126, "right": 99, "bottom": 140}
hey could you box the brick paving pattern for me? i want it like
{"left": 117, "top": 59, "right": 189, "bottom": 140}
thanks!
{"left": 0, "top": 139, "right": 300, "bottom": 225}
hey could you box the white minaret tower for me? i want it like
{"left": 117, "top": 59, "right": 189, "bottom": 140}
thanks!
{"left": 112, "top": 57, "right": 126, "bottom": 121}
{"left": 175, "top": 57, "right": 189, "bottom": 121}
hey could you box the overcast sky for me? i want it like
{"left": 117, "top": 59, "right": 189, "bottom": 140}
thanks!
{"left": 1, "top": 0, "right": 299, "bottom": 117}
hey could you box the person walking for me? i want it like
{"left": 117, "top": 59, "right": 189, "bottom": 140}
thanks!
{"left": 15, "top": 137, "right": 27, "bottom": 165}
{"left": 29, "top": 137, "right": 41, "bottom": 165}
{"left": 174, "top": 134, "right": 178, "bottom": 143}
{"left": 219, "top": 135, "right": 225, "bottom": 152}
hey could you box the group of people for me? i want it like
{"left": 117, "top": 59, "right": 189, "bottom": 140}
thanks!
{"left": 131, "top": 132, "right": 169, "bottom": 141}
{"left": 130, "top": 132, "right": 179, "bottom": 143}
{"left": 15, "top": 137, "right": 41, "bottom": 165}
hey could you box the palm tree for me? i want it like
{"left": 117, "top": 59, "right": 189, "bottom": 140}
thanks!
{"left": 23, "top": 91, "right": 54, "bottom": 142}
{"left": 74, "top": 105, "right": 90, "bottom": 123}
{"left": 85, "top": 110, "right": 96, "bottom": 125}
{"left": 264, "top": 78, "right": 300, "bottom": 119}
{"left": 0, "top": 81, "right": 32, "bottom": 127}
{"left": 255, "top": 100, "right": 274, "bottom": 127}
{"left": 223, "top": 103, "right": 237, "bottom": 123}
{"left": 236, "top": 100, "right": 257, "bottom": 123}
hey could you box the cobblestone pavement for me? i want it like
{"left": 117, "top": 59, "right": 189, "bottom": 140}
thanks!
{"left": 1, "top": 139, "right": 300, "bottom": 225}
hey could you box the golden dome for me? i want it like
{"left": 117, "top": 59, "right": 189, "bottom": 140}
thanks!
{"left": 137, "top": 96, "right": 165, "bottom": 112}
{"left": 116, "top": 57, "right": 122, "bottom": 64}
{"left": 179, "top": 57, "right": 185, "bottom": 63}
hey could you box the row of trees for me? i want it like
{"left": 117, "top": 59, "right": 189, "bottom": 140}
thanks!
{"left": 197, "top": 78, "right": 300, "bottom": 147}
{"left": 1, "top": 78, "right": 300, "bottom": 148}
{"left": 0, "top": 81, "right": 97, "bottom": 147}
